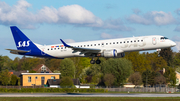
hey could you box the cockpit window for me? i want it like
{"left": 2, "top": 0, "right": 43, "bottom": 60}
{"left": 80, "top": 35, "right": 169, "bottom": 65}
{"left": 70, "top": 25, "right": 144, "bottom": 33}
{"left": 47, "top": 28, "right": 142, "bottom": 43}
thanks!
{"left": 160, "top": 37, "right": 168, "bottom": 40}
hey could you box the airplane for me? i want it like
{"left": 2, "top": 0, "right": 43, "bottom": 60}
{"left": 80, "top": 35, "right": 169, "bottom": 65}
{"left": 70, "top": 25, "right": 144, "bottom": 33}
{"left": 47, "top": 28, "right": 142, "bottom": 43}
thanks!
{"left": 7, "top": 26, "right": 176, "bottom": 64}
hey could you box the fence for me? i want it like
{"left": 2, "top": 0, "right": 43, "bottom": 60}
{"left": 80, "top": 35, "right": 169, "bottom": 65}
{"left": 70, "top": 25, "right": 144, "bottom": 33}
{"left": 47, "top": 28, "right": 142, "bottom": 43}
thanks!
{"left": 0, "top": 86, "right": 179, "bottom": 93}
{"left": 105, "top": 87, "right": 178, "bottom": 93}
{"left": 0, "top": 86, "right": 44, "bottom": 89}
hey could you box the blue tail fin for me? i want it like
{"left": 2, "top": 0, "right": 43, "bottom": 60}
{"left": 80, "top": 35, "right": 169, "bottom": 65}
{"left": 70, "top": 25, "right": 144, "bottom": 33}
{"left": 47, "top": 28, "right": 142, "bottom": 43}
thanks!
{"left": 10, "top": 26, "right": 36, "bottom": 51}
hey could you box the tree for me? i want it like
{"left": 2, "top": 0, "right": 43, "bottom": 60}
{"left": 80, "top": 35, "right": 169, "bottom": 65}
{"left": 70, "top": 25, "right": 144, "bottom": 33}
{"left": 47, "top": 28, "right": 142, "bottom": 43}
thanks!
{"left": 59, "top": 58, "right": 75, "bottom": 78}
{"left": 146, "top": 52, "right": 167, "bottom": 72}
{"left": 142, "top": 69, "right": 152, "bottom": 86}
{"left": 45, "top": 58, "right": 62, "bottom": 72}
{"left": 60, "top": 76, "right": 74, "bottom": 88}
{"left": 0, "top": 70, "right": 11, "bottom": 86}
{"left": 79, "top": 63, "right": 103, "bottom": 84}
{"left": 101, "top": 58, "right": 133, "bottom": 86}
{"left": 2, "top": 56, "right": 12, "bottom": 70}
{"left": 71, "top": 57, "right": 91, "bottom": 79}
{"left": 10, "top": 74, "right": 18, "bottom": 85}
{"left": 154, "top": 75, "right": 166, "bottom": 86}
{"left": 0, "top": 56, "right": 4, "bottom": 72}
{"left": 128, "top": 72, "right": 142, "bottom": 87}
{"left": 163, "top": 66, "right": 176, "bottom": 86}
{"left": 104, "top": 73, "right": 115, "bottom": 88}
{"left": 125, "top": 52, "right": 151, "bottom": 73}
{"left": 159, "top": 48, "right": 173, "bottom": 66}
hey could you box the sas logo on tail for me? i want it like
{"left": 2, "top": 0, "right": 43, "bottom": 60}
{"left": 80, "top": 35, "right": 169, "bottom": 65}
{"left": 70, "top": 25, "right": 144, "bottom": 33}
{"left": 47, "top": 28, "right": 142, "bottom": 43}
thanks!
{"left": 17, "top": 40, "right": 30, "bottom": 48}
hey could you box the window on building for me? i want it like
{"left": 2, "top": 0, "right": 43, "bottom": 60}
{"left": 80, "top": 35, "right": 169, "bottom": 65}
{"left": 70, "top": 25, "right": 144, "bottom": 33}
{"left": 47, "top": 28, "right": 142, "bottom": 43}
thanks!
{"left": 28, "top": 76, "right": 31, "bottom": 82}
{"left": 51, "top": 76, "right": 55, "bottom": 79}
{"left": 41, "top": 65, "right": 46, "bottom": 72}
{"left": 41, "top": 77, "right": 45, "bottom": 80}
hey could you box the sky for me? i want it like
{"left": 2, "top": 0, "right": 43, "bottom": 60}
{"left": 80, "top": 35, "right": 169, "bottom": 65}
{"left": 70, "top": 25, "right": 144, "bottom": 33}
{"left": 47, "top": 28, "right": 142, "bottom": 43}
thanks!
{"left": 1, "top": 0, "right": 180, "bottom": 59}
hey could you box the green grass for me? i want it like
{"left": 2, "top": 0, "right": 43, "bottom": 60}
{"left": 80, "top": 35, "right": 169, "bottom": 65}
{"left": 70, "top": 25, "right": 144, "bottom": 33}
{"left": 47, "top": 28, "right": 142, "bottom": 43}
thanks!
{"left": 0, "top": 97, "right": 180, "bottom": 101}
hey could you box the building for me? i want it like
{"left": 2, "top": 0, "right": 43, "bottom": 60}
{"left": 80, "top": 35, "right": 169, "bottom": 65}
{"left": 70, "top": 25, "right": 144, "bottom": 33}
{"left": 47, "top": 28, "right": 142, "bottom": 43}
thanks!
{"left": 176, "top": 71, "right": 180, "bottom": 85}
{"left": 21, "top": 73, "right": 61, "bottom": 86}
{"left": 33, "top": 64, "right": 52, "bottom": 73}
{"left": 46, "top": 79, "right": 80, "bottom": 88}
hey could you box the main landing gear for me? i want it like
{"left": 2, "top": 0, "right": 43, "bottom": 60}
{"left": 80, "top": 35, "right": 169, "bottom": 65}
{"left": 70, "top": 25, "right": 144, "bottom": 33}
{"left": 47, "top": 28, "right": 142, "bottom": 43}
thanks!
{"left": 90, "top": 57, "right": 101, "bottom": 64}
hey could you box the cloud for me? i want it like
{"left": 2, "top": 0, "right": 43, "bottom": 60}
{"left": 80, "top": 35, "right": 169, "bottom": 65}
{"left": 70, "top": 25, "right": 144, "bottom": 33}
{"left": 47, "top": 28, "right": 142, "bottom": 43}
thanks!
{"left": 101, "top": 33, "right": 113, "bottom": 39}
{"left": 175, "top": 8, "right": 180, "bottom": 15}
{"left": 172, "top": 35, "right": 180, "bottom": 41}
{"left": 100, "top": 32, "right": 123, "bottom": 39}
{"left": 132, "top": 8, "right": 141, "bottom": 14}
{"left": 0, "top": 0, "right": 132, "bottom": 31}
{"left": 175, "top": 41, "right": 180, "bottom": 51}
{"left": 174, "top": 26, "right": 180, "bottom": 32}
{"left": 171, "top": 36, "right": 180, "bottom": 52}
{"left": 127, "top": 11, "right": 176, "bottom": 25}
{"left": 64, "top": 39, "right": 75, "bottom": 43}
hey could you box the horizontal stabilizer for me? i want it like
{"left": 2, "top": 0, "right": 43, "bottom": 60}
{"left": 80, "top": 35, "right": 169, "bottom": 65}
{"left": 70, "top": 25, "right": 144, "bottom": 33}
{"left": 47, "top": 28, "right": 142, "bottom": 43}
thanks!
{"left": 6, "top": 49, "right": 29, "bottom": 54}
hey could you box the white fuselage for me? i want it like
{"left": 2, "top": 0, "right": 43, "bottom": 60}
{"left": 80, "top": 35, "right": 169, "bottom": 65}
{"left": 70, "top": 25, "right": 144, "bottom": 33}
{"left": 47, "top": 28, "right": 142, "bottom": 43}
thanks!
{"left": 38, "top": 35, "right": 176, "bottom": 58}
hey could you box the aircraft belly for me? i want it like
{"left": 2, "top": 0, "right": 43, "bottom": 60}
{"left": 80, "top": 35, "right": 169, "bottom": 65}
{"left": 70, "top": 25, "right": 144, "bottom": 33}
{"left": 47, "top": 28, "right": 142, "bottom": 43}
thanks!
{"left": 44, "top": 50, "right": 85, "bottom": 58}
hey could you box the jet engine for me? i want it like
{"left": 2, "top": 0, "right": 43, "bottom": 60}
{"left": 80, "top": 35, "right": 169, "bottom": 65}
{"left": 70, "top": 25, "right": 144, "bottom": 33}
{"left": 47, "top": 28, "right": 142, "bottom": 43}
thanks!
{"left": 101, "top": 49, "right": 125, "bottom": 58}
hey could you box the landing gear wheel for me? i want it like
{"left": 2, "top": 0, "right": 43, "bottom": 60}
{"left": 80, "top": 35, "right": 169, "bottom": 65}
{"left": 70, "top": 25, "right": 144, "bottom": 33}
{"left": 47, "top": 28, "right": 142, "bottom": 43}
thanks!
{"left": 90, "top": 60, "right": 95, "bottom": 64}
{"left": 96, "top": 59, "right": 101, "bottom": 64}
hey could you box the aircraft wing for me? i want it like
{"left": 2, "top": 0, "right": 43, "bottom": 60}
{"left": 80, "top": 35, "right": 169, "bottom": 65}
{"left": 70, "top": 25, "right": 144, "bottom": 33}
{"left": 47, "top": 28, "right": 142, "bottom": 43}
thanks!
{"left": 6, "top": 49, "right": 29, "bottom": 54}
{"left": 60, "top": 39, "right": 101, "bottom": 55}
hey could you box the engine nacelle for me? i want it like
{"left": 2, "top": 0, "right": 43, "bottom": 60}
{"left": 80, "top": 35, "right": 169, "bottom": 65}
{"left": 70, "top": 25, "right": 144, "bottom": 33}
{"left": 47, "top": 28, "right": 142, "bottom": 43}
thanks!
{"left": 101, "top": 49, "right": 125, "bottom": 58}
{"left": 117, "top": 53, "right": 125, "bottom": 58}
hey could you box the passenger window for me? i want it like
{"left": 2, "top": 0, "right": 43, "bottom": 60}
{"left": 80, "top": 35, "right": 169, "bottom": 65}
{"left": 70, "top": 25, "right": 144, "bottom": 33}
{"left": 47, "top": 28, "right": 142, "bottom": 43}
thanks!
{"left": 127, "top": 41, "right": 129, "bottom": 43}
{"left": 117, "top": 42, "right": 118, "bottom": 44}
{"left": 91, "top": 44, "right": 92, "bottom": 46}
{"left": 138, "top": 40, "right": 139, "bottom": 42}
{"left": 84, "top": 45, "right": 86, "bottom": 47}
{"left": 87, "top": 45, "right": 89, "bottom": 47}
{"left": 131, "top": 41, "right": 133, "bottom": 43}
{"left": 94, "top": 44, "right": 96, "bottom": 46}
{"left": 134, "top": 40, "right": 136, "bottom": 42}
{"left": 120, "top": 42, "right": 122, "bottom": 44}
{"left": 106, "top": 43, "right": 108, "bottom": 45}
{"left": 141, "top": 40, "right": 143, "bottom": 42}
{"left": 124, "top": 41, "right": 125, "bottom": 43}
{"left": 48, "top": 49, "right": 49, "bottom": 51}
{"left": 102, "top": 43, "right": 104, "bottom": 45}
{"left": 51, "top": 48, "right": 53, "bottom": 50}
{"left": 113, "top": 42, "right": 115, "bottom": 44}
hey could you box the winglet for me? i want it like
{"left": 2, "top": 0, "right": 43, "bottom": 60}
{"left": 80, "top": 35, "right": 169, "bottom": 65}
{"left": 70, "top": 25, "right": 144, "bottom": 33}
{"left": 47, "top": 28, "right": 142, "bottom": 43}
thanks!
{"left": 60, "top": 39, "right": 71, "bottom": 47}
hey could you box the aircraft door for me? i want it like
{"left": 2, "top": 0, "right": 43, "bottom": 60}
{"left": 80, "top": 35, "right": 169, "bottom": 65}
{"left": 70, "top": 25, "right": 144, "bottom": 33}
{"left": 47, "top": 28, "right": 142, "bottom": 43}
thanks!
{"left": 152, "top": 37, "right": 157, "bottom": 45}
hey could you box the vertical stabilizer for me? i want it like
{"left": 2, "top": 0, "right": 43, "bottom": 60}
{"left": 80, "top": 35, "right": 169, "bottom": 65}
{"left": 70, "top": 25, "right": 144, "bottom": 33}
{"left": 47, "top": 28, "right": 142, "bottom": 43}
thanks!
{"left": 10, "top": 26, "right": 36, "bottom": 51}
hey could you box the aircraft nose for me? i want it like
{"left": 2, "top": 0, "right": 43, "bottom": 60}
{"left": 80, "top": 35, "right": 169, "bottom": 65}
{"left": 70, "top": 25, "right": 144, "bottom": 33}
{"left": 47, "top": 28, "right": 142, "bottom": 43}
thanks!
{"left": 171, "top": 41, "right": 176, "bottom": 47}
